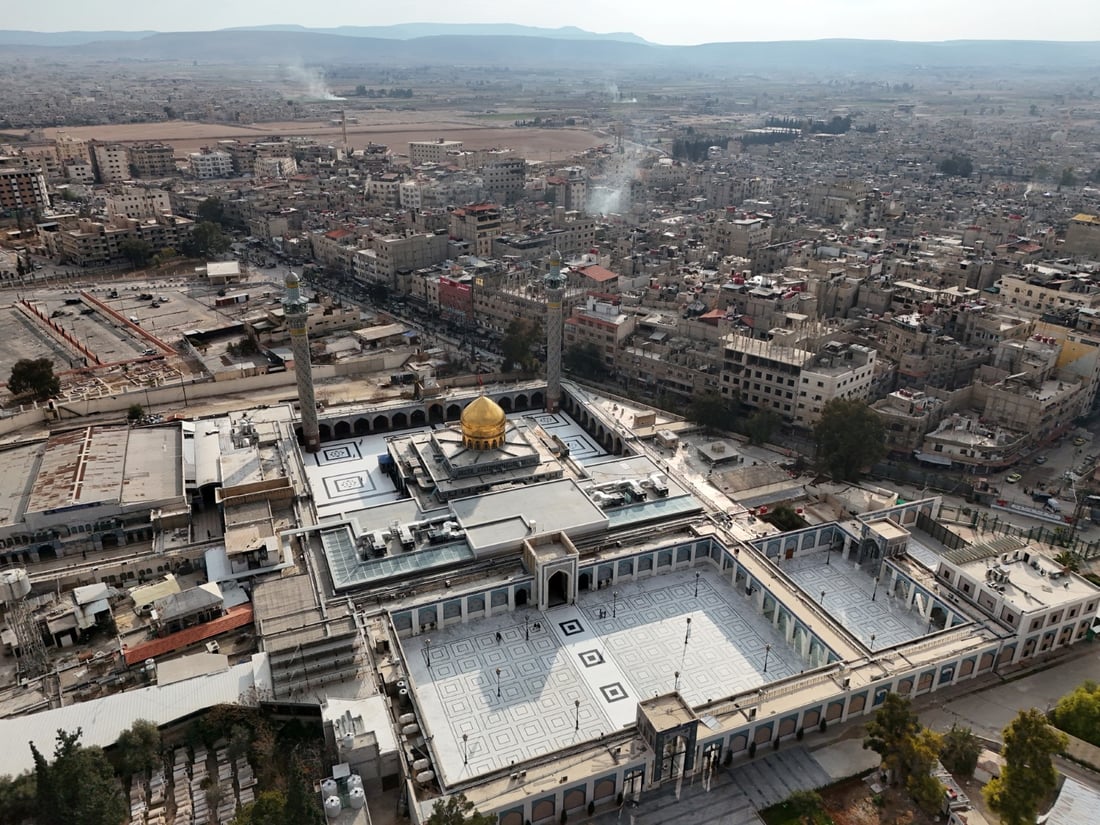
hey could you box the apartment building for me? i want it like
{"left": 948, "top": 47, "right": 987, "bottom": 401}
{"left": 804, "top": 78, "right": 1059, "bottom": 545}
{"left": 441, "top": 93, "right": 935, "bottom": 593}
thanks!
{"left": 563, "top": 295, "right": 637, "bottom": 368}
{"left": 482, "top": 159, "right": 527, "bottom": 204}
{"left": 188, "top": 150, "right": 234, "bottom": 180}
{"left": 128, "top": 143, "right": 176, "bottom": 178}
{"left": 998, "top": 271, "right": 1100, "bottom": 314}
{"left": 16, "top": 144, "right": 63, "bottom": 181}
{"left": 90, "top": 142, "right": 130, "bottom": 183}
{"left": 0, "top": 158, "right": 50, "bottom": 213}
{"left": 1065, "top": 213, "right": 1100, "bottom": 258}
{"left": 352, "top": 231, "right": 449, "bottom": 290}
{"left": 720, "top": 332, "right": 876, "bottom": 426}
{"left": 103, "top": 187, "right": 172, "bottom": 219}
{"left": 916, "top": 413, "right": 1028, "bottom": 471}
{"left": 449, "top": 203, "right": 502, "bottom": 258}
{"left": 49, "top": 214, "right": 193, "bottom": 267}
{"left": 408, "top": 139, "right": 463, "bottom": 166}
{"left": 705, "top": 216, "right": 773, "bottom": 258}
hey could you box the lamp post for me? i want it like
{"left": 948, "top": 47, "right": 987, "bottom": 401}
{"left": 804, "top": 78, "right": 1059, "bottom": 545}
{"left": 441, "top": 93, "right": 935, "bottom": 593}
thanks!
{"left": 763, "top": 643, "right": 771, "bottom": 673}
{"left": 694, "top": 571, "right": 700, "bottom": 598}
{"left": 496, "top": 667, "right": 501, "bottom": 698}
{"left": 871, "top": 576, "right": 880, "bottom": 602}
{"left": 870, "top": 634, "right": 876, "bottom": 652}
{"left": 463, "top": 733, "right": 468, "bottom": 766}
{"left": 612, "top": 591, "right": 618, "bottom": 618}
{"left": 684, "top": 616, "right": 692, "bottom": 645}
{"left": 820, "top": 590, "right": 826, "bottom": 605}
{"left": 574, "top": 699, "right": 580, "bottom": 731}
{"left": 424, "top": 639, "right": 431, "bottom": 670}
{"left": 825, "top": 543, "right": 831, "bottom": 565}
{"left": 524, "top": 612, "right": 530, "bottom": 641}
{"left": 674, "top": 670, "right": 681, "bottom": 691}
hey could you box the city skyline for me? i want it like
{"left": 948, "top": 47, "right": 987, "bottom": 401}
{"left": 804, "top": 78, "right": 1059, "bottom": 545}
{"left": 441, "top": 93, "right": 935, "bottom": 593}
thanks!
{"left": 3, "top": 0, "right": 1099, "bottom": 46}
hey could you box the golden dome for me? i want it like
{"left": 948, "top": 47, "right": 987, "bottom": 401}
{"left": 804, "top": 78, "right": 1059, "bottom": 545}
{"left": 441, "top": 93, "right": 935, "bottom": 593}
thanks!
{"left": 460, "top": 395, "right": 507, "bottom": 448}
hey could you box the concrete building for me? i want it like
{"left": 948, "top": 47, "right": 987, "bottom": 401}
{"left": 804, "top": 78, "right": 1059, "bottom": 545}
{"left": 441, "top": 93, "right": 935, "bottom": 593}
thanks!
{"left": 0, "top": 158, "right": 50, "bottom": 214}
{"left": 1064, "top": 213, "right": 1100, "bottom": 258}
{"left": 189, "top": 150, "right": 235, "bottom": 180}
{"left": 128, "top": 143, "right": 176, "bottom": 178}
{"left": 90, "top": 142, "right": 130, "bottom": 183}
{"left": 409, "top": 139, "right": 463, "bottom": 166}
{"left": 449, "top": 203, "right": 503, "bottom": 259}
{"left": 103, "top": 187, "right": 172, "bottom": 220}
{"left": 720, "top": 332, "right": 876, "bottom": 427}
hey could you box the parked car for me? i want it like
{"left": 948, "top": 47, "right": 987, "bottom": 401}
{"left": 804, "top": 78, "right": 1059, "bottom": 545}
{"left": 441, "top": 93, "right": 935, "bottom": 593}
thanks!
{"left": 1007, "top": 472, "right": 1022, "bottom": 483}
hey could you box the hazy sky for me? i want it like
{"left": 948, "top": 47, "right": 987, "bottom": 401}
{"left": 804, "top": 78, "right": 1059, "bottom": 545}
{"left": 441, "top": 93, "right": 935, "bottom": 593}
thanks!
{"left": 6, "top": 0, "right": 1099, "bottom": 44}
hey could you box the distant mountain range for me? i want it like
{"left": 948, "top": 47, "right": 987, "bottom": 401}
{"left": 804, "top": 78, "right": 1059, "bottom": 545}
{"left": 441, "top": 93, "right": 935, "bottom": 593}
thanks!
{"left": 0, "top": 25, "right": 1096, "bottom": 70}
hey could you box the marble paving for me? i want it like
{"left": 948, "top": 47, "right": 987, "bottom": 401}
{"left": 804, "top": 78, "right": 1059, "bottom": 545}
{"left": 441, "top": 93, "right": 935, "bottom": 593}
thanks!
{"left": 402, "top": 568, "right": 806, "bottom": 784}
{"left": 780, "top": 556, "right": 931, "bottom": 649}
{"left": 303, "top": 433, "right": 408, "bottom": 518}
{"left": 523, "top": 410, "right": 604, "bottom": 462}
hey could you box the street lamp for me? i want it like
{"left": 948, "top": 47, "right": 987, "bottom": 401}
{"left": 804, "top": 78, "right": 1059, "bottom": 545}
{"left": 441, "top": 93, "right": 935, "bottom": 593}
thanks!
{"left": 612, "top": 591, "right": 618, "bottom": 618}
{"left": 763, "top": 643, "right": 771, "bottom": 673}
{"left": 694, "top": 571, "right": 700, "bottom": 598}
{"left": 463, "top": 733, "right": 468, "bottom": 765}
{"left": 574, "top": 699, "right": 580, "bottom": 731}
{"left": 674, "top": 670, "right": 681, "bottom": 691}
{"left": 825, "top": 544, "right": 831, "bottom": 565}
{"left": 684, "top": 616, "right": 692, "bottom": 645}
{"left": 496, "top": 667, "right": 501, "bottom": 698}
{"left": 524, "top": 612, "right": 530, "bottom": 641}
{"left": 424, "top": 639, "right": 431, "bottom": 670}
{"left": 870, "top": 633, "right": 876, "bottom": 652}
{"left": 820, "top": 590, "right": 826, "bottom": 605}
{"left": 871, "top": 576, "right": 880, "bottom": 602}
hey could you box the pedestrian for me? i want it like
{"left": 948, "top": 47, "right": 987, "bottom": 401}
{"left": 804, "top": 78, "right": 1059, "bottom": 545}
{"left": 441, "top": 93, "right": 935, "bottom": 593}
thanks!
{"left": 495, "top": 631, "right": 502, "bottom": 644}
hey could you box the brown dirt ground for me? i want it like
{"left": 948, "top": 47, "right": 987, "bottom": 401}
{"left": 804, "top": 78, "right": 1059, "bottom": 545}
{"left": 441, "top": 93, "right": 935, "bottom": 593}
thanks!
{"left": 41, "top": 115, "right": 606, "bottom": 160}
{"left": 821, "top": 778, "right": 939, "bottom": 825}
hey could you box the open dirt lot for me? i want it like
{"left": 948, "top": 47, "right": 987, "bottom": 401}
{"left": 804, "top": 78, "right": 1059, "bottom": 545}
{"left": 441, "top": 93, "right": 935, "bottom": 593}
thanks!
{"left": 43, "top": 113, "right": 607, "bottom": 160}
{"left": 822, "top": 779, "right": 938, "bottom": 825}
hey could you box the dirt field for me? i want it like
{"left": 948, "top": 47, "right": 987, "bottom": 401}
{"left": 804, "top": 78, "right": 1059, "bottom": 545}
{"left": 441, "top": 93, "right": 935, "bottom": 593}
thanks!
{"left": 41, "top": 114, "right": 607, "bottom": 160}
{"left": 822, "top": 778, "right": 938, "bottom": 825}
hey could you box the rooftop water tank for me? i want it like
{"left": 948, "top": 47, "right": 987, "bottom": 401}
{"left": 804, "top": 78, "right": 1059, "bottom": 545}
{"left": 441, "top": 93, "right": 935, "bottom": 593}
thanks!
{"left": 347, "top": 774, "right": 363, "bottom": 792}
{"left": 320, "top": 779, "right": 338, "bottom": 797}
{"left": 415, "top": 770, "right": 435, "bottom": 785}
{"left": 348, "top": 787, "right": 366, "bottom": 809}
{"left": 401, "top": 723, "right": 420, "bottom": 736}
{"left": 0, "top": 569, "right": 31, "bottom": 602}
{"left": 412, "top": 759, "right": 431, "bottom": 772}
{"left": 398, "top": 713, "right": 416, "bottom": 725}
{"left": 324, "top": 796, "right": 343, "bottom": 818}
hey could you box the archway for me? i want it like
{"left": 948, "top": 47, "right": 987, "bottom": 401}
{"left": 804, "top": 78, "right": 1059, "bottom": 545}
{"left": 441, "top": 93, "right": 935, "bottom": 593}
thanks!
{"left": 578, "top": 572, "right": 591, "bottom": 592}
{"left": 547, "top": 571, "right": 570, "bottom": 607}
{"left": 334, "top": 420, "right": 351, "bottom": 439}
{"left": 532, "top": 391, "right": 544, "bottom": 409}
{"left": 660, "top": 736, "right": 688, "bottom": 781}
{"left": 373, "top": 415, "right": 389, "bottom": 431}
{"left": 498, "top": 396, "right": 513, "bottom": 412}
{"left": 428, "top": 404, "right": 444, "bottom": 423}
{"left": 446, "top": 404, "right": 462, "bottom": 421}
{"left": 392, "top": 412, "right": 408, "bottom": 429}
{"left": 354, "top": 418, "right": 370, "bottom": 435}
{"left": 515, "top": 393, "right": 529, "bottom": 410}
{"left": 318, "top": 423, "right": 332, "bottom": 442}
{"left": 38, "top": 544, "right": 57, "bottom": 561}
{"left": 411, "top": 409, "right": 426, "bottom": 426}
{"left": 515, "top": 588, "right": 529, "bottom": 607}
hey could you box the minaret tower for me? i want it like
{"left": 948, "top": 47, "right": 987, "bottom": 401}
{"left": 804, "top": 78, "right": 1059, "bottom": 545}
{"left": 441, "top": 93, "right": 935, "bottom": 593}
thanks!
{"left": 544, "top": 249, "right": 566, "bottom": 412}
{"left": 283, "top": 271, "right": 320, "bottom": 452}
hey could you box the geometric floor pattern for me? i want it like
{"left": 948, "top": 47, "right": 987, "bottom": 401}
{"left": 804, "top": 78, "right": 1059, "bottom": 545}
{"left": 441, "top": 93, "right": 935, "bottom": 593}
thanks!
{"left": 401, "top": 568, "right": 808, "bottom": 784}
{"left": 523, "top": 411, "right": 603, "bottom": 462}
{"left": 780, "top": 556, "right": 932, "bottom": 649}
{"left": 303, "top": 433, "right": 409, "bottom": 518}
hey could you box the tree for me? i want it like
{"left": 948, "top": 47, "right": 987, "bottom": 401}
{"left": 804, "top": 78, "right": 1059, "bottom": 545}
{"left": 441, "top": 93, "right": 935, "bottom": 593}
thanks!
{"left": 197, "top": 197, "right": 227, "bottom": 226}
{"left": 425, "top": 793, "right": 496, "bottom": 825}
{"left": 785, "top": 789, "right": 824, "bottom": 818}
{"left": 903, "top": 728, "right": 945, "bottom": 815}
{"left": 119, "top": 238, "right": 153, "bottom": 269}
{"left": 113, "top": 719, "right": 161, "bottom": 781}
{"left": 1053, "top": 550, "right": 1081, "bottom": 573}
{"left": 745, "top": 409, "right": 780, "bottom": 446}
{"left": 563, "top": 342, "right": 606, "bottom": 379}
{"left": 230, "top": 790, "right": 285, "bottom": 825}
{"left": 688, "top": 391, "right": 737, "bottom": 434}
{"left": 984, "top": 709, "right": 1067, "bottom": 825}
{"left": 814, "top": 398, "right": 885, "bottom": 481}
{"left": 31, "top": 728, "right": 126, "bottom": 825}
{"left": 500, "top": 319, "right": 538, "bottom": 372}
{"left": 0, "top": 772, "right": 36, "bottom": 824}
{"left": 127, "top": 403, "right": 145, "bottom": 423}
{"left": 939, "top": 723, "right": 981, "bottom": 777}
{"left": 8, "top": 357, "right": 60, "bottom": 400}
{"left": 1051, "top": 680, "right": 1100, "bottom": 746}
{"left": 183, "top": 221, "right": 230, "bottom": 258}
{"left": 863, "top": 692, "right": 920, "bottom": 785}
{"left": 764, "top": 504, "right": 805, "bottom": 532}
{"left": 938, "top": 154, "right": 974, "bottom": 178}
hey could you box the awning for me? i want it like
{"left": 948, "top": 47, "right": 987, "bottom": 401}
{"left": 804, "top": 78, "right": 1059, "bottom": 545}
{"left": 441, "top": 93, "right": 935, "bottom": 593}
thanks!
{"left": 913, "top": 451, "right": 952, "bottom": 467}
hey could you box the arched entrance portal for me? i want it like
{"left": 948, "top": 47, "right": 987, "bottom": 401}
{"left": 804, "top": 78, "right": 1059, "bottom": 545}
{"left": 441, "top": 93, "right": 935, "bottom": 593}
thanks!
{"left": 547, "top": 571, "right": 570, "bottom": 607}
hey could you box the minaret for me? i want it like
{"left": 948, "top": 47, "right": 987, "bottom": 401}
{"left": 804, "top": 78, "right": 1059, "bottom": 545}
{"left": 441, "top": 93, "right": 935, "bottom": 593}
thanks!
{"left": 544, "top": 249, "right": 566, "bottom": 412}
{"left": 283, "top": 271, "right": 320, "bottom": 452}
